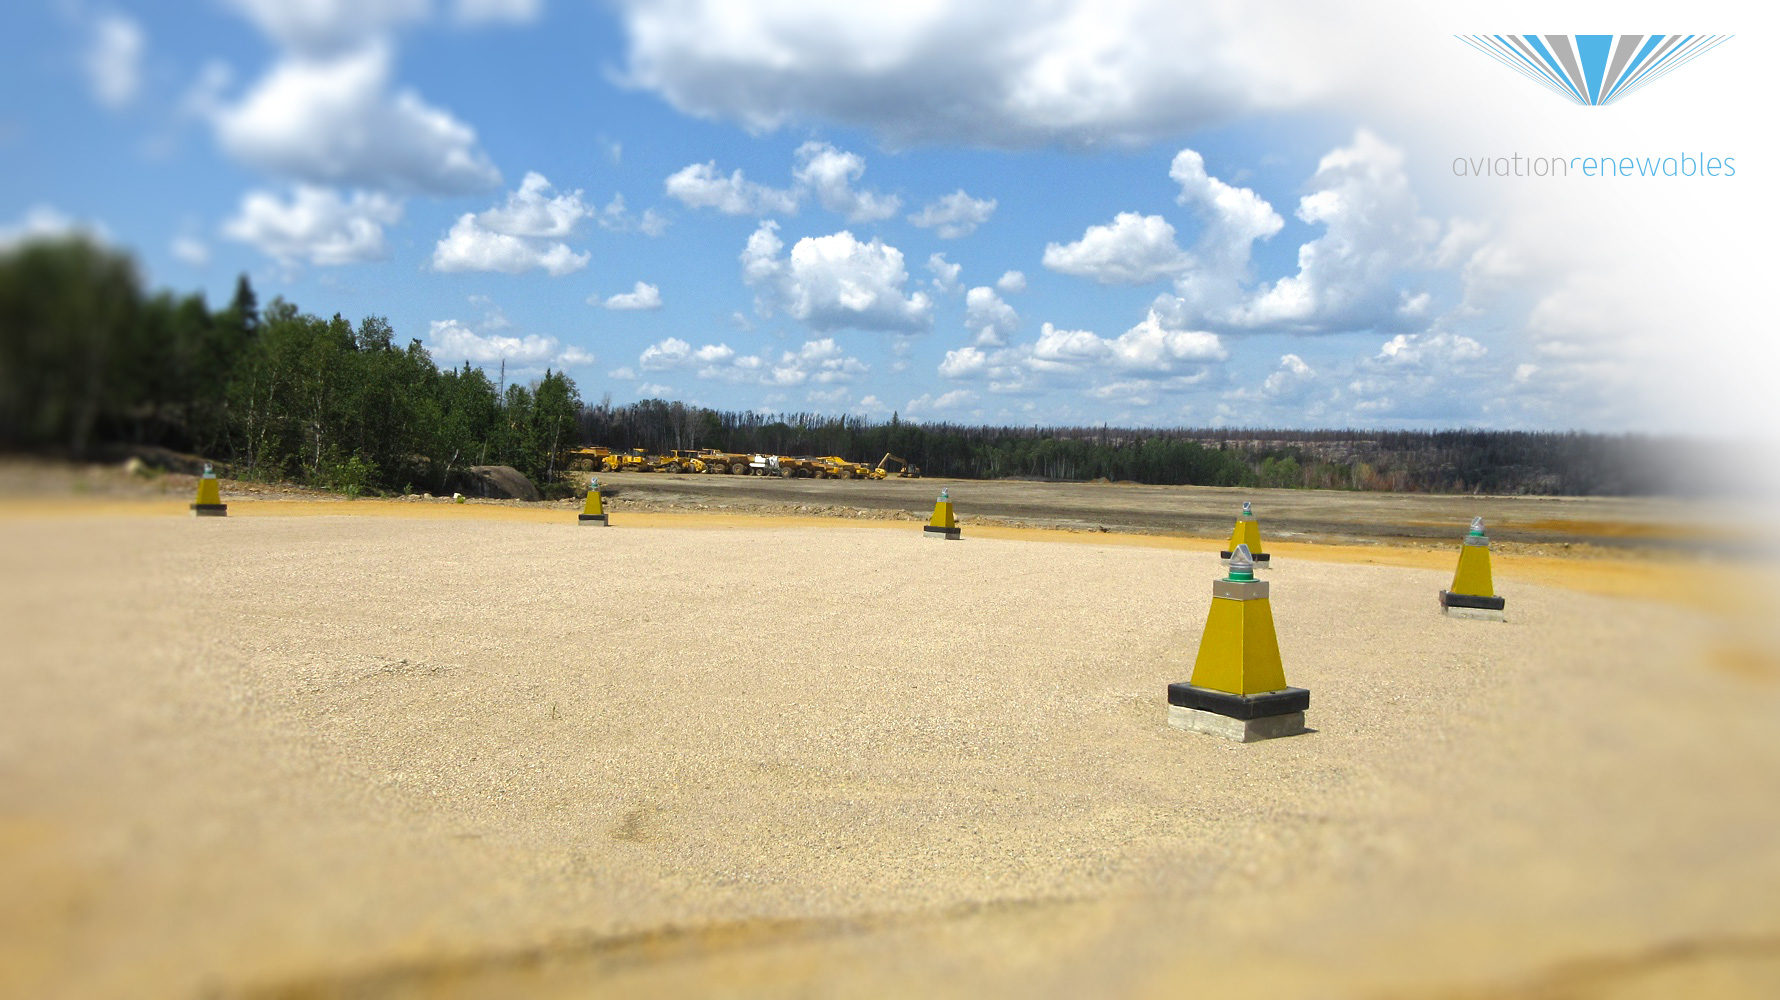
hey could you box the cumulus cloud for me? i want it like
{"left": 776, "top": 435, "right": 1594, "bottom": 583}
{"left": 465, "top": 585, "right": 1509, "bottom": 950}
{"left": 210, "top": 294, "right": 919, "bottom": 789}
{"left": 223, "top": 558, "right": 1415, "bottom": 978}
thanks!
{"left": 906, "top": 389, "right": 976, "bottom": 414}
{"left": 793, "top": 141, "right": 899, "bottom": 222}
{"left": 431, "top": 172, "right": 590, "bottom": 275}
{"left": 927, "top": 253, "right": 962, "bottom": 295}
{"left": 664, "top": 161, "right": 799, "bottom": 215}
{"left": 426, "top": 318, "right": 593, "bottom": 370}
{"left": 222, "top": 0, "right": 429, "bottom": 54}
{"left": 1225, "top": 131, "right": 1440, "bottom": 332}
{"left": 614, "top": 1, "right": 1311, "bottom": 148}
{"left": 1160, "top": 147, "right": 1284, "bottom": 320}
{"left": 1042, "top": 213, "right": 1189, "bottom": 285}
{"left": 908, "top": 190, "right": 996, "bottom": 238}
{"left": 597, "top": 194, "right": 669, "bottom": 236}
{"left": 740, "top": 221, "right": 932, "bottom": 332}
{"left": 212, "top": 41, "right": 500, "bottom": 195}
{"left": 84, "top": 11, "right": 145, "bottom": 110}
{"left": 223, "top": 185, "right": 402, "bottom": 266}
{"left": 963, "top": 286, "right": 1018, "bottom": 347}
{"left": 940, "top": 309, "right": 1224, "bottom": 399}
{"left": 1262, "top": 354, "right": 1315, "bottom": 397}
{"left": 476, "top": 171, "right": 591, "bottom": 237}
{"left": 1374, "top": 332, "right": 1486, "bottom": 367}
{"left": 602, "top": 281, "right": 663, "bottom": 310}
{"left": 996, "top": 270, "right": 1026, "bottom": 293}
{"left": 636, "top": 335, "right": 867, "bottom": 386}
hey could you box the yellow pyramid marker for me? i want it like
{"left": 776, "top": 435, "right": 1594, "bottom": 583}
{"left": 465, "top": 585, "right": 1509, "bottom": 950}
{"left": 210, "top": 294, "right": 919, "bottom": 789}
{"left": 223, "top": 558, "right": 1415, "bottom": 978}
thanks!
{"left": 1167, "top": 545, "right": 1308, "bottom": 741}
{"left": 1219, "top": 501, "right": 1270, "bottom": 568}
{"left": 578, "top": 476, "right": 608, "bottom": 526}
{"left": 190, "top": 463, "right": 227, "bottom": 517}
{"left": 923, "top": 487, "right": 961, "bottom": 540}
{"left": 1440, "top": 517, "right": 1505, "bottom": 621}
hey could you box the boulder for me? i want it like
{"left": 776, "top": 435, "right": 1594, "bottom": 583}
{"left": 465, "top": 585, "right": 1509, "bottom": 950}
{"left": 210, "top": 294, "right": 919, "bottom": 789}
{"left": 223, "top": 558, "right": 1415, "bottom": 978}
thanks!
{"left": 456, "top": 466, "right": 541, "bottom": 501}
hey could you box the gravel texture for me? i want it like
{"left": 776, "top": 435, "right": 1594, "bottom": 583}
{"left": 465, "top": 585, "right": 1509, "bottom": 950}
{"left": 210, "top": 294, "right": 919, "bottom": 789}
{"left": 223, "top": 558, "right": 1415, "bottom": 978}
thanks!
{"left": 2, "top": 506, "right": 1777, "bottom": 998}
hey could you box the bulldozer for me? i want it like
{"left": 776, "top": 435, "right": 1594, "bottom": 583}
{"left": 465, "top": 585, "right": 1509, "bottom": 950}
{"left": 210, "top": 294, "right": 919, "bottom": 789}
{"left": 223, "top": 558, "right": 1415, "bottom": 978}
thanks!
{"left": 875, "top": 453, "right": 921, "bottom": 478}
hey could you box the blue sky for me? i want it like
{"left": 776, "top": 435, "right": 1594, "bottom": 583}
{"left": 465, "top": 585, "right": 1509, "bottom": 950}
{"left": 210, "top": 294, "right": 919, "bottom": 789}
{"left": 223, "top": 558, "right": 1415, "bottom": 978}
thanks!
{"left": 1, "top": 1, "right": 1766, "bottom": 434}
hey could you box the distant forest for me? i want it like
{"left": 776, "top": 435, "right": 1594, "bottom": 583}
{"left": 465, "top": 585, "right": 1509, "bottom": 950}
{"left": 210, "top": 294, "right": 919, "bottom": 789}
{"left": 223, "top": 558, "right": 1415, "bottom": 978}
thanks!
{"left": 0, "top": 236, "right": 1718, "bottom": 497}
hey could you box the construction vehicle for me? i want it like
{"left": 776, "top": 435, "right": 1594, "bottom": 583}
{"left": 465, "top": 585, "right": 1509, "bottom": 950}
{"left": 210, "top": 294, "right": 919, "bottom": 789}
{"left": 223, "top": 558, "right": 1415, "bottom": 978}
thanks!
{"left": 566, "top": 446, "right": 610, "bottom": 471}
{"left": 657, "top": 449, "right": 710, "bottom": 474}
{"left": 813, "top": 456, "right": 874, "bottom": 479}
{"left": 602, "top": 448, "right": 657, "bottom": 473}
{"left": 697, "top": 449, "right": 752, "bottom": 474}
{"left": 875, "top": 453, "right": 921, "bottom": 478}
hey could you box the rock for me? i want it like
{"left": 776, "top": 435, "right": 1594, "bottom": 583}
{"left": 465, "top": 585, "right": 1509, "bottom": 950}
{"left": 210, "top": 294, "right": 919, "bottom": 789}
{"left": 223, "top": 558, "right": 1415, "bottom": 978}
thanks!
{"left": 454, "top": 466, "right": 541, "bottom": 501}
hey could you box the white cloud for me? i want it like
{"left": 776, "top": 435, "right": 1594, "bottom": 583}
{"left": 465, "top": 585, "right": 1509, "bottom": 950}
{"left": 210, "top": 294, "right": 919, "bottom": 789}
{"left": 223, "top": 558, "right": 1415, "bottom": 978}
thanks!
{"left": 597, "top": 194, "right": 669, "bottom": 236}
{"left": 614, "top": 2, "right": 1311, "bottom": 148}
{"left": 1375, "top": 332, "right": 1486, "bottom": 367}
{"left": 426, "top": 318, "right": 593, "bottom": 370}
{"left": 453, "top": 0, "right": 543, "bottom": 25}
{"left": 170, "top": 235, "right": 210, "bottom": 267}
{"left": 908, "top": 190, "right": 996, "bottom": 238}
{"left": 906, "top": 389, "right": 975, "bottom": 414}
{"left": 793, "top": 141, "right": 899, "bottom": 222}
{"left": 637, "top": 335, "right": 867, "bottom": 386}
{"left": 1262, "top": 354, "right": 1315, "bottom": 397}
{"left": 223, "top": 185, "right": 402, "bottom": 266}
{"left": 963, "top": 286, "right": 1018, "bottom": 347}
{"left": 84, "top": 11, "right": 145, "bottom": 110}
{"left": 927, "top": 252, "right": 962, "bottom": 295}
{"left": 1042, "top": 213, "right": 1189, "bottom": 285}
{"left": 996, "top": 270, "right": 1026, "bottom": 293}
{"left": 1159, "top": 147, "right": 1284, "bottom": 322}
{"left": 740, "top": 221, "right": 932, "bottom": 332}
{"left": 476, "top": 171, "right": 590, "bottom": 237}
{"left": 602, "top": 281, "right": 663, "bottom": 310}
{"left": 941, "top": 309, "right": 1224, "bottom": 398}
{"left": 212, "top": 41, "right": 500, "bottom": 195}
{"left": 222, "top": 0, "right": 429, "bottom": 54}
{"left": 431, "top": 172, "right": 590, "bottom": 275}
{"left": 664, "top": 161, "right": 799, "bottom": 215}
{"left": 1226, "top": 131, "right": 1440, "bottom": 332}
{"left": 0, "top": 206, "right": 107, "bottom": 248}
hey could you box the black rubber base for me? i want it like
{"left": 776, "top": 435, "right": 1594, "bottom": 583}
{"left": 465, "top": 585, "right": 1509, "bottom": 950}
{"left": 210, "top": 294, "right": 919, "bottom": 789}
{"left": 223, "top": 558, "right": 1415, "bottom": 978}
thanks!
{"left": 190, "top": 504, "right": 227, "bottom": 516}
{"left": 578, "top": 513, "right": 607, "bottom": 523}
{"left": 1219, "top": 550, "right": 1270, "bottom": 562}
{"left": 1440, "top": 590, "right": 1505, "bottom": 611}
{"left": 923, "top": 525, "right": 961, "bottom": 538}
{"left": 1167, "top": 683, "right": 1310, "bottom": 720}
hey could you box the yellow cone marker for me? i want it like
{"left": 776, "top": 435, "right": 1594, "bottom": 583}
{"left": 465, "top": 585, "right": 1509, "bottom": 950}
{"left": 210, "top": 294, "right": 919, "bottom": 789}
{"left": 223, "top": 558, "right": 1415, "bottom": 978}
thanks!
{"left": 1167, "top": 545, "right": 1308, "bottom": 742}
{"left": 923, "top": 487, "right": 961, "bottom": 540}
{"left": 1219, "top": 501, "right": 1270, "bottom": 568}
{"left": 190, "top": 463, "right": 227, "bottom": 517}
{"left": 1440, "top": 516, "right": 1505, "bottom": 621}
{"left": 578, "top": 476, "right": 608, "bottom": 526}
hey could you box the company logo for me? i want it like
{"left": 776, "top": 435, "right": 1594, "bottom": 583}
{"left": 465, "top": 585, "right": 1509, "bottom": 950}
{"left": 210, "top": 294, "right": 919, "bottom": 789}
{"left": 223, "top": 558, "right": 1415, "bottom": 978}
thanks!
{"left": 1455, "top": 35, "right": 1732, "bottom": 106}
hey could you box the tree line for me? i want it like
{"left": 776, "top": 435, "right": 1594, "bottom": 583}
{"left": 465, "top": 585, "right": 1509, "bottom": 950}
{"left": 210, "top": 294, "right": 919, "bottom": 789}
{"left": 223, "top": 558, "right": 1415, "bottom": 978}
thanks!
{"left": 1, "top": 236, "right": 1713, "bottom": 497}
{"left": 0, "top": 237, "right": 580, "bottom": 496}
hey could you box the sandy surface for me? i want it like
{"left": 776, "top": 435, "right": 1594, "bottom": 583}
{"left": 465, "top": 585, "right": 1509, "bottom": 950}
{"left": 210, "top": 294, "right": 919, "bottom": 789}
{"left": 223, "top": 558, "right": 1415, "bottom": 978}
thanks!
{"left": 3, "top": 501, "right": 1779, "bottom": 999}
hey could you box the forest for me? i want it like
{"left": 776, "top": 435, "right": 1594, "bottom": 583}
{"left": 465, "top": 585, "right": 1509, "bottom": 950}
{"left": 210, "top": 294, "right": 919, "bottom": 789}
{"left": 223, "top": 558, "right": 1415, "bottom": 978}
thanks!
{"left": 0, "top": 236, "right": 1712, "bottom": 497}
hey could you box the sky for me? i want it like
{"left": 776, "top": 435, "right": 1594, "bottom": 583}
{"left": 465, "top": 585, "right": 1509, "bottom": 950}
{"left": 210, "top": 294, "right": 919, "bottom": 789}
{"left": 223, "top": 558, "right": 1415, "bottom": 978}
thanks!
{"left": 1, "top": 1, "right": 1772, "bottom": 435}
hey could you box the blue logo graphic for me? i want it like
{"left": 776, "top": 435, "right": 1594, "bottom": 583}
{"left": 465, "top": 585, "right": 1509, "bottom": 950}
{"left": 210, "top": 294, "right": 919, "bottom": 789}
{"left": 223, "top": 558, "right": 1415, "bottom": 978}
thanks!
{"left": 1456, "top": 35, "right": 1732, "bottom": 106}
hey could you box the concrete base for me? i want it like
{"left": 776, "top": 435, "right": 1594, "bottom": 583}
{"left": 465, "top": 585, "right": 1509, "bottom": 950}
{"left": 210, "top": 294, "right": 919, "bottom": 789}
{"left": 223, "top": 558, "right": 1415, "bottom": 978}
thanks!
{"left": 190, "top": 504, "right": 227, "bottom": 517}
{"left": 578, "top": 514, "right": 608, "bottom": 526}
{"left": 1443, "top": 605, "right": 1506, "bottom": 622}
{"left": 923, "top": 527, "right": 962, "bottom": 540}
{"left": 1168, "top": 705, "right": 1306, "bottom": 742}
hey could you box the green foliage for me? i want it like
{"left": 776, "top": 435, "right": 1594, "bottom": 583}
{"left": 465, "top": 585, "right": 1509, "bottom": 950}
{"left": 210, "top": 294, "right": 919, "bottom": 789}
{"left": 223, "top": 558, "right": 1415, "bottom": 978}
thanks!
{"left": 0, "top": 237, "right": 579, "bottom": 496}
